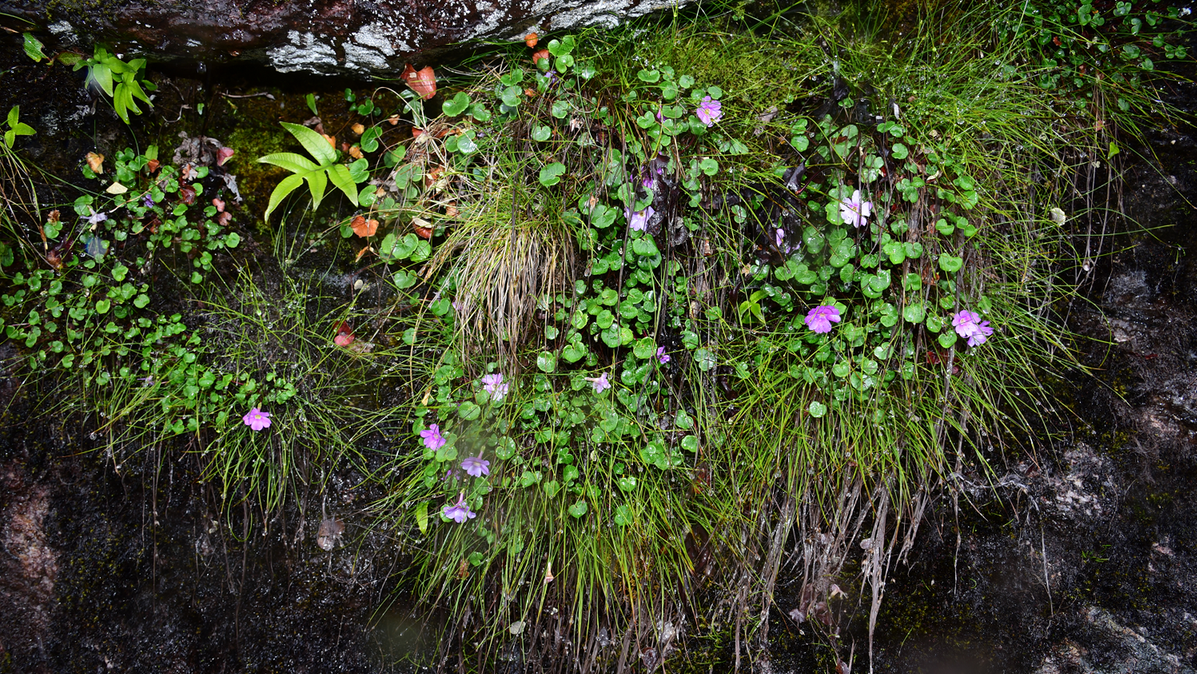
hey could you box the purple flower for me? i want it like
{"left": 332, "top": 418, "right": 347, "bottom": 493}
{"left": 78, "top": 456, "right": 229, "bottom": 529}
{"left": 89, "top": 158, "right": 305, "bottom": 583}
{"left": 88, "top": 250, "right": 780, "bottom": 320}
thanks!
{"left": 587, "top": 373, "right": 611, "bottom": 393}
{"left": 625, "top": 205, "right": 655, "bottom": 232}
{"left": 657, "top": 346, "right": 671, "bottom": 365}
{"left": 695, "top": 96, "right": 723, "bottom": 127}
{"left": 442, "top": 493, "right": 476, "bottom": 523}
{"left": 839, "top": 189, "right": 873, "bottom": 228}
{"left": 775, "top": 228, "right": 785, "bottom": 248}
{"left": 804, "top": 305, "right": 841, "bottom": 334}
{"left": 461, "top": 456, "right": 490, "bottom": 478}
{"left": 952, "top": 310, "right": 994, "bottom": 347}
{"left": 83, "top": 210, "right": 108, "bottom": 228}
{"left": 481, "top": 373, "right": 508, "bottom": 401}
{"left": 242, "top": 407, "right": 272, "bottom": 431}
{"left": 420, "top": 423, "right": 446, "bottom": 451}
{"left": 141, "top": 193, "right": 154, "bottom": 208}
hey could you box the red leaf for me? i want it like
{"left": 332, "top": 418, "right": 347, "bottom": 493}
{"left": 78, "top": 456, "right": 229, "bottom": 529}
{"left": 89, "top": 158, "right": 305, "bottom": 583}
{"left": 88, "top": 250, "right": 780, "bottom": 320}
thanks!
{"left": 402, "top": 64, "right": 437, "bottom": 100}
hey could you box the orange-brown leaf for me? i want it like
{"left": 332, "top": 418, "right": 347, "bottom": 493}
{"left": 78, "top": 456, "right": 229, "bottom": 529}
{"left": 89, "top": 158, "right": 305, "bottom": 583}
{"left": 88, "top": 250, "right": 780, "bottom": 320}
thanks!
{"left": 402, "top": 64, "right": 437, "bottom": 100}
{"left": 350, "top": 215, "right": 378, "bottom": 237}
{"left": 351, "top": 123, "right": 365, "bottom": 136}
{"left": 86, "top": 152, "right": 104, "bottom": 174}
{"left": 532, "top": 49, "right": 551, "bottom": 66}
{"left": 525, "top": 32, "right": 538, "bottom": 48}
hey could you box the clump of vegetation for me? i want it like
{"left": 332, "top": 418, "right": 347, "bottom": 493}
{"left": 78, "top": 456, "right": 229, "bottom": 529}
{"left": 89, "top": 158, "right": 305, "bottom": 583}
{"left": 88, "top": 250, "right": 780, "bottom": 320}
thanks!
{"left": 0, "top": 0, "right": 1190, "bottom": 670}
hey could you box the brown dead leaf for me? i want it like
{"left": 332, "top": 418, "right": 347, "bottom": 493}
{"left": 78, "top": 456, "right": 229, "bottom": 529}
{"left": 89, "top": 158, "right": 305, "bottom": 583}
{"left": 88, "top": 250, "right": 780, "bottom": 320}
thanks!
{"left": 348, "top": 145, "right": 364, "bottom": 159}
{"left": 316, "top": 517, "right": 345, "bottom": 551}
{"left": 322, "top": 133, "right": 336, "bottom": 148}
{"left": 525, "top": 32, "right": 538, "bottom": 48}
{"left": 387, "top": 114, "right": 400, "bottom": 126}
{"left": 350, "top": 215, "right": 378, "bottom": 237}
{"left": 425, "top": 166, "right": 444, "bottom": 188}
{"left": 532, "top": 49, "right": 551, "bottom": 66}
{"left": 412, "top": 217, "right": 433, "bottom": 239}
{"left": 351, "top": 123, "right": 365, "bottom": 136}
{"left": 86, "top": 152, "right": 104, "bottom": 174}
{"left": 444, "top": 202, "right": 459, "bottom": 218}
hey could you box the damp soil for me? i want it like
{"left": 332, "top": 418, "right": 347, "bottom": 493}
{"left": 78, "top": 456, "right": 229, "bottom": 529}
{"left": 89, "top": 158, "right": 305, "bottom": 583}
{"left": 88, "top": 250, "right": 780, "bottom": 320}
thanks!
{"left": 2, "top": 25, "right": 1197, "bottom": 674}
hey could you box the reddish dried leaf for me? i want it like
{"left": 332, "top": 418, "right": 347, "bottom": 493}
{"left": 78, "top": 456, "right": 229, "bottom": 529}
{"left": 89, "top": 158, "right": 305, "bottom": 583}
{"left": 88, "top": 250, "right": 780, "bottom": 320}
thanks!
{"left": 525, "top": 32, "right": 538, "bottom": 48}
{"left": 532, "top": 49, "right": 551, "bottom": 66}
{"left": 412, "top": 218, "right": 433, "bottom": 239}
{"left": 334, "top": 322, "right": 355, "bottom": 347}
{"left": 402, "top": 64, "right": 437, "bottom": 100}
{"left": 350, "top": 215, "right": 378, "bottom": 238}
{"left": 86, "top": 152, "right": 104, "bottom": 174}
{"left": 179, "top": 185, "right": 197, "bottom": 205}
{"left": 146, "top": 159, "right": 160, "bottom": 173}
{"left": 217, "top": 211, "right": 233, "bottom": 226}
{"left": 212, "top": 198, "right": 226, "bottom": 213}
{"left": 216, "top": 146, "right": 235, "bottom": 166}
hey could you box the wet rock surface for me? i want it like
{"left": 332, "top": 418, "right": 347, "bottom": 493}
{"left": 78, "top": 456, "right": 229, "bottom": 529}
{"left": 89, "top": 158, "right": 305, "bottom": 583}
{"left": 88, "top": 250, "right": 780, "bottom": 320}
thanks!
{"left": 0, "top": 420, "right": 407, "bottom": 673}
{"left": 0, "top": 0, "right": 685, "bottom": 79}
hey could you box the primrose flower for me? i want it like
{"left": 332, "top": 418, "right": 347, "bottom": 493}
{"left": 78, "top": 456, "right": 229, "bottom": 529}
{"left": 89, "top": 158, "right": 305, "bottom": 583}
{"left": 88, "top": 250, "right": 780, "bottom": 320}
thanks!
{"left": 481, "top": 373, "right": 508, "bottom": 401}
{"left": 625, "top": 205, "right": 655, "bottom": 232}
{"left": 657, "top": 347, "right": 671, "bottom": 365}
{"left": 952, "top": 310, "right": 994, "bottom": 347}
{"left": 242, "top": 408, "right": 272, "bottom": 431}
{"left": 461, "top": 456, "right": 491, "bottom": 478}
{"left": 804, "top": 305, "right": 841, "bottom": 334}
{"left": 420, "top": 423, "right": 446, "bottom": 451}
{"left": 442, "top": 493, "right": 476, "bottom": 524}
{"left": 839, "top": 189, "right": 873, "bottom": 228}
{"left": 587, "top": 373, "right": 611, "bottom": 394}
{"left": 695, "top": 96, "right": 723, "bottom": 127}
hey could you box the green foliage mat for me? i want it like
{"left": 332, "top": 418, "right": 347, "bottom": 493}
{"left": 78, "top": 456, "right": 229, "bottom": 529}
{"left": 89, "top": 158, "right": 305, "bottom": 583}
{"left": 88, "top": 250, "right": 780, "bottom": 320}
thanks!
{"left": 0, "top": 0, "right": 1190, "bottom": 668}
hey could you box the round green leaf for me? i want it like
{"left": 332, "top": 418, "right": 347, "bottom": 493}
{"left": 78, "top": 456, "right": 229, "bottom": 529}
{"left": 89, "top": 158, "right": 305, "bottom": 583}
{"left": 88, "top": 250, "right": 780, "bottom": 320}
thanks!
{"left": 569, "top": 501, "right": 588, "bottom": 518}
{"left": 443, "top": 92, "right": 471, "bottom": 117}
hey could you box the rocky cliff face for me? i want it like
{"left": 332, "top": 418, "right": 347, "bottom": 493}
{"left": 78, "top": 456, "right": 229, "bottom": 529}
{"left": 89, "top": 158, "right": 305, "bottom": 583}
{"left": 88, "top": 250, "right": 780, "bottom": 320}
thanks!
{"left": 0, "top": 0, "right": 684, "bottom": 77}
